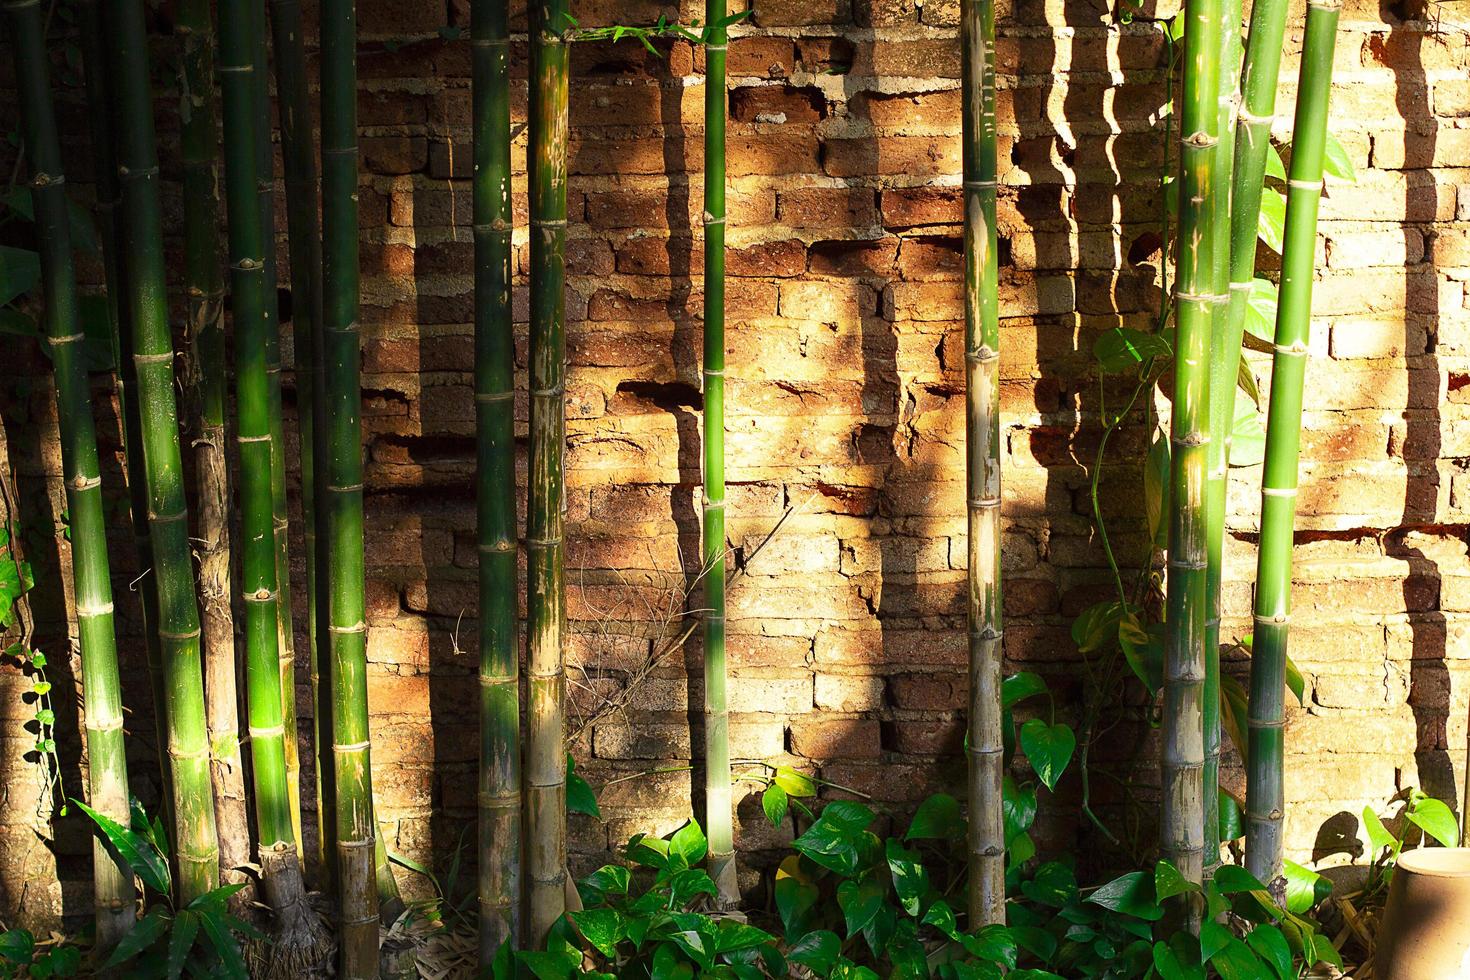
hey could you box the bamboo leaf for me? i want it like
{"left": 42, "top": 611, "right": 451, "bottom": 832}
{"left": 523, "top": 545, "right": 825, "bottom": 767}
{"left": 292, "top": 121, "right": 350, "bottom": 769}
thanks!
{"left": 166, "top": 910, "right": 199, "bottom": 980}
{"left": 104, "top": 906, "right": 170, "bottom": 968}
{"left": 74, "top": 798, "right": 170, "bottom": 896}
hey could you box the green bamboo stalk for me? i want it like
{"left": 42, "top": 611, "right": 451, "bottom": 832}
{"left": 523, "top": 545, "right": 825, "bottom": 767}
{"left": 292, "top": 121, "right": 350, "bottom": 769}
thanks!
{"left": 527, "top": 0, "right": 570, "bottom": 945}
{"left": 267, "top": 0, "right": 335, "bottom": 884}
{"left": 1245, "top": 0, "right": 1340, "bottom": 884}
{"left": 473, "top": 0, "right": 521, "bottom": 959}
{"left": 217, "top": 2, "right": 329, "bottom": 962}
{"left": 103, "top": 0, "right": 220, "bottom": 904}
{"left": 247, "top": 0, "right": 306, "bottom": 857}
{"left": 175, "top": 0, "right": 254, "bottom": 905}
{"left": 321, "top": 0, "right": 383, "bottom": 970}
{"left": 961, "top": 0, "right": 1004, "bottom": 929}
{"left": 1162, "top": 0, "right": 1223, "bottom": 900}
{"left": 5, "top": 0, "right": 135, "bottom": 950}
{"left": 702, "top": 0, "right": 737, "bottom": 910}
{"left": 75, "top": 0, "right": 174, "bottom": 841}
{"left": 1201, "top": 0, "right": 1242, "bottom": 879}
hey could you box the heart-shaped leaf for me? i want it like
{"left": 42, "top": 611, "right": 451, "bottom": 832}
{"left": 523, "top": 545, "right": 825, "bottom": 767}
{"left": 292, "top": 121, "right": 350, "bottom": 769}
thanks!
{"left": 1019, "top": 719, "right": 1075, "bottom": 790}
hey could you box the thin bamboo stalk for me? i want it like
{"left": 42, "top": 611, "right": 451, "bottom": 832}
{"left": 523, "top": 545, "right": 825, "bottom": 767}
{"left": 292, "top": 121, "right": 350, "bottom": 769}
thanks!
{"left": 175, "top": 0, "right": 253, "bottom": 905}
{"left": 1245, "top": 0, "right": 1340, "bottom": 884}
{"left": 75, "top": 0, "right": 174, "bottom": 840}
{"left": 473, "top": 0, "right": 521, "bottom": 959}
{"left": 526, "top": 0, "right": 570, "bottom": 945}
{"left": 320, "top": 0, "right": 383, "bottom": 970}
{"left": 1162, "top": 0, "right": 1223, "bottom": 901}
{"left": 702, "top": 0, "right": 737, "bottom": 910}
{"left": 104, "top": 0, "right": 221, "bottom": 904}
{"left": 961, "top": 0, "right": 1004, "bottom": 929}
{"left": 267, "top": 0, "right": 335, "bottom": 884}
{"left": 1201, "top": 0, "right": 1242, "bottom": 879}
{"left": 5, "top": 0, "right": 135, "bottom": 950}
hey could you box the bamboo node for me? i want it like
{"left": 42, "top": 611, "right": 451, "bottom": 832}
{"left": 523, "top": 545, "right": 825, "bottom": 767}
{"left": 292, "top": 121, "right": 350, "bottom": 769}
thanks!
{"left": 1171, "top": 432, "right": 1209, "bottom": 448}
{"left": 1272, "top": 342, "right": 1309, "bottom": 357}
{"left": 1287, "top": 178, "right": 1323, "bottom": 191}
{"left": 1228, "top": 281, "right": 1254, "bottom": 291}
{"left": 478, "top": 790, "right": 521, "bottom": 806}
{"left": 236, "top": 433, "right": 271, "bottom": 443}
{"left": 478, "top": 540, "right": 516, "bottom": 553}
{"left": 133, "top": 352, "right": 175, "bottom": 364}
{"left": 475, "top": 391, "right": 515, "bottom": 403}
{"left": 966, "top": 347, "right": 1000, "bottom": 364}
{"left": 46, "top": 331, "right": 85, "bottom": 346}
{"left": 248, "top": 724, "right": 286, "bottom": 738}
{"left": 158, "top": 628, "right": 202, "bottom": 641}
{"left": 246, "top": 587, "right": 277, "bottom": 602}
{"left": 332, "top": 740, "right": 372, "bottom": 753}
{"left": 84, "top": 717, "right": 125, "bottom": 733}
{"left": 1262, "top": 486, "right": 1297, "bottom": 498}
{"left": 1239, "top": 109, "right": 1273, "bottom": 125}
{"left": 328, "top": 621, "right": 368, "bottom": 634}
{"left": 30, "top": 171, "right": 61, "bottom": 188}
{"left": 703, "top": 213, "right": 726, "bottom": 226}
{"left": 963, "top": 179, "right": 998, "bottom": 189}
{"left": 71, "top": 474, "right": 101, "bottom": 491}
{"left": 1181, "top": 131, "right": 1218, "bottom": 149}
{"left": 1253, "top": 612, "right": 1290, "bottom": 625}
{"left": 76, "top": 601, "right": 115, "bottom": 617}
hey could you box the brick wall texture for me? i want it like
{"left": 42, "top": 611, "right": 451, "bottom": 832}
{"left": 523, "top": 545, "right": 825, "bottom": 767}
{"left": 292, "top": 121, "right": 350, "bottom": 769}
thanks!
{"left": 2, "top": 0, "right": 1470, "bottom": 925}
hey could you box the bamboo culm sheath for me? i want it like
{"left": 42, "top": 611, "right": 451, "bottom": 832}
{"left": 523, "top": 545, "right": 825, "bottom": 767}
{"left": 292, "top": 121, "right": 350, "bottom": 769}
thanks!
{"left": 1201, "top": 0, "right": 1242, "bottom": 880}
{"left": 703, "top": 0, "right": 738, "bottom": 910}
{"left": 961, "top": 0, "right": 1005, "bottom": 929}
{"left": 321, "top": 0, "right": 383, "bottom": 971}
{"left": 104, "top": 0, "right": 221, "bottom": 905}
{"left": 527, "top": 0, "right": 570, "bottom": 945}
{"left": 176, "top": 0, "right": 254, "bottom": 909}
{"left": 1163, "top": 0, "right": 1223, "bottom": 911}
{"left": 1245, "top": 0, "right": 1341, "bottom": 886}
{"left": 472, "top": 0, "right": 522, "bottom": 959}
{"left": 5, "top": 0, "right": 135, "bottom": 949}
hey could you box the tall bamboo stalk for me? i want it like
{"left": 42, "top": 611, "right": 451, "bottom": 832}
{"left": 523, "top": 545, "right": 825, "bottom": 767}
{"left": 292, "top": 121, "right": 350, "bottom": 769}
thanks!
{"left": 248, "top": 0, "right": 306, "bottom": 855}
{"left": 961, "top": 0, "right": 1004, "bottom": 929}
{"left": 267, "top": 0, "right": 335, "bottom": 883}
{"left": 527, "top": 0, "right": 570, "bottom": 945}
{"left": 321, "top": 0, "right": 382, "bottom": 970}
{"left": 75, "top": 0, "right": 174, "bottom": 839}
{"left": 1201, "top": 0, "right": 1242, "bottom": 879}
{"left": 702, "top": 0, "right": 737, "bottom": 910}
{"left": 5, "top": 0, "right": 134, "bottom": 949}
{"left": 473, "top": 0, "right": 521, "bottom": 959}
{"left": 175, "top": 0, "right": 253, "bottom": 905}
{"left": 104, "top": 0, "right": 221, "bottom": 904}
{"left": 1162, "top": 0, "right": 1223, "bottom": 899}
{"left": 1245, "top": 0, "right": 1340, "bottom": 883}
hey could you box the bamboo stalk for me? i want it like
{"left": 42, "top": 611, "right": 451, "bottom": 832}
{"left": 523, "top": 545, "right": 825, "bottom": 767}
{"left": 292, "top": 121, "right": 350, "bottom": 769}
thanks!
{"left": 526, "top": 0, "right": 570, "bottom": 945}
{"left": 320, "top": 0, "right": 383, "bottom": 970}
{"left": 1245, "top": 0, "right": 1340, "bottom": 884}
{"left": 1162, "top": 0, "right": 1223, "bottom": 902}
{"left": 473, "top": 0, "right": 521, "bottom": 959}
{"left": 5, "top": 0, "right": 135, "bottom": 950}
{"left": 1201, "top": 0, "right": 1242, "bottom": 879}
{"left": 174, "top": 0, "right": 253, "bottom": 905}
{"left": 105, "top": 0, "right": 221, "bottom": 905}
{"left": 267, "top": 0, "right": 335, "bottom": 884}
{"left": 75, "top": 0, "right": 174, "bottom": 841}
{"left": 961, "top": 0, "right": 1005, "bottom": 929}
{"left": 702, "top": 0, "right": 738, "bottom": 910}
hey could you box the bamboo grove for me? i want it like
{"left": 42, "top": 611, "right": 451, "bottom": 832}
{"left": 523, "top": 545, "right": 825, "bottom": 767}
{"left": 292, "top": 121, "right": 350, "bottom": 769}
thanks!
{"left": 0, "top": 0, "right": 1354, "bottom": 971}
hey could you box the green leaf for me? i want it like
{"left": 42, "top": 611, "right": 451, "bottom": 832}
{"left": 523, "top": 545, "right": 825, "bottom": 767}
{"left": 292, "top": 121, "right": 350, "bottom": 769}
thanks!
{"left": 580, "top": 864, "right": 630, "bottom": 901}
{"left": 0, "top": 929, "right": 34, "bottom": 965}
{"left": 0, "top": 245, "right": 40, "bottom": 306}
{"left": 1219, "top": 789, "right": 1244, "bottom": 843}
{"left": 1200, "top": 920, "right": 1232, "bottom": 961}
{"left": 1071, "top": 601, "right": 1124, "bottom": 655}
{"left": 1281, "top": 859, "right": 1330, "bottom": 914}
{"left": 1088, "top": 871, "right": 1164, "bottom": 920}
{"left": 570, "top": 909, "right": 624, "bottom": 958}
{"left": 1154, "top": 860, "right": 1199, "bottom": 902}
{"left": 1229, "top": 392, "right": 1266, "bottom": 468}
{"left": 1002, "top": 776, "right": 1037, "bottom": 844}
{"left": 906, "top": 793, "right": 962, "bottom": 841}
{"left": 1284, "top": 655, "right": 1306, "bottom": 706}
{"left": 0, "top": 308, "right": 37, "bottom": 339}
{"left": 1019, "top": 719, "right": 1075, "bottom": 791}
{"left": 165, "top": 910, "right": 198, "bottom": 980}
{"left": 1237, "top": 355, "right": 1261, "bottom": 410}
{"left": 1021, "top": 862, "right": 1076, "bottom": 908}
{"left": 1257, "top": 190, "right": 1286, "bottom": 254}
{"left": 1213, "top": 864, "right": 1265, "bottom": 895}
{"left": 773, "top": 766, "right": 817, "bottom": 798}
{"left": 714, "top": 920, "right": 774, "bottom": 954}
{"left": 104, "top": 907, "right": 170, "bottom": 968}
{"left": 775, "top": 875, "right": 818, "bottom": 936}
{"left": 1264, "top": 143, "right": 1287, "bottom": 181}
{"left": 1407, "top": 796, "right": 1458, "bottom": 848}
{"left": 667, "top": 867, "right": 717, "bottom": 907}
{"left": 837, "top": 878, "right": 884, "bottom": 936}
{"left": 1001, "top": 672, "right": 1047, "bottom": 708}
{"left": 518, "top": 949, "right": 581, "bottom": 980}
{"left": 74, "top": 798, "right": 170, "bottom": 896}
{"left": 1211, "top": 937, "right": 1267, "bottom": 979}
{"left": 197, "top": 909, "right": 249, "bottom": 980}
{"left": 885, "top": 838, "right": 929, "bottom": 916}
{"left": 961, "top": 924, "right": 1019, "bottom": 969}
{"left": 1362, "top": 805, "right": 1395, "bottom": 855}
{"left": 786, "top": 930, "right": 839, "bottom": 975}
{"left": 566, "top": 755, "right": 601, "bottom": 819}
{"left": 1247, "top": 924, "right": 1293, "bottom": 980}
{"left": 1144, "top": 434, "right": 1171, "bottom": 550}
{"left": 668, "top": 819, "right": 708, "bottom": 867}
{"left": 762, "top": 783, "right": 788, "bottom": 828}
{"left": 1094, "top": 327, "right": 1171, "bottom": 374}
{"left": 1219, "top": 673, "right": 1249, "bottom": 762}
{"left": 1243, "top": 277, "right": 1278, "bottom": 345}
{"left": 1323, "top": 132, "right": 1356, "bottom": 183}
{"left": 793, "top": 801, "right": 874, "bottom": 874}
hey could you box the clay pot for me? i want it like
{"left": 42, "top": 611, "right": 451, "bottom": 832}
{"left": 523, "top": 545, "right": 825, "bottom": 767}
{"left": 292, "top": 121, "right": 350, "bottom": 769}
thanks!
{"left": 1374, "top": 847, "right": 1470, "bottom": 979}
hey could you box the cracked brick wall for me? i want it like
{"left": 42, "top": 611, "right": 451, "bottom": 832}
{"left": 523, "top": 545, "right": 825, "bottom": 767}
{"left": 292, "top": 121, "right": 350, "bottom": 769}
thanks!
{"left": 1, "top": 0, "right": 1469, "bottom": 926}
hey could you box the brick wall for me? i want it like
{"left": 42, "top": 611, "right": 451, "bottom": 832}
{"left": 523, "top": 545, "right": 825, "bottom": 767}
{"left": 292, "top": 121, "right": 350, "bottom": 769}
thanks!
{"left": 2, "top": 0, "right": 1469, "bottom": 926}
